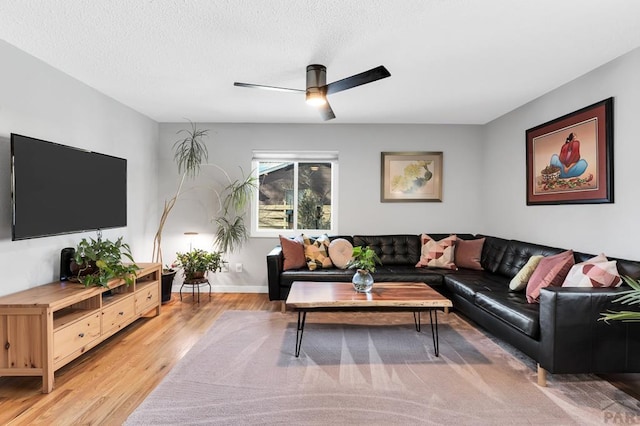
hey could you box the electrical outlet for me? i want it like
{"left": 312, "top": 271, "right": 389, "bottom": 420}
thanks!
{"left": 235, "top": 263, "right": 243, "bottom": 273}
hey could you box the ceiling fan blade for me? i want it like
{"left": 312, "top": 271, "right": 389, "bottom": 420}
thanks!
{"left": 325, "top": 65, "right": 391, "bottom": 95}
{"left": 233, "top": 82, "right": 304, "bottom": 93}
{"left": 318, "top": 100, "right": 336, "bottom": 121}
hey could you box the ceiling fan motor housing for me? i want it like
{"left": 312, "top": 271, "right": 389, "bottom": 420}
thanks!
{"left": 306, "top": 64, "right": 327, "bottom": 102}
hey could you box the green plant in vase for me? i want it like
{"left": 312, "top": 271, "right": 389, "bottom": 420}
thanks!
{"left": 600, "top": 276, "right": 640, "bottom": 323}
{"left": 346, "top": 246, "right": 382, "bottom": 293}
{"left": 174, "top": 249, "right": 223, "bottom": 281}
{"left": 73, "top": 237, "right": 139, "bottom": 288}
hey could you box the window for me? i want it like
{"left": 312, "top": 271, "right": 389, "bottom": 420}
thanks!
{"left": 252, "top": 151, "right": 338, "bottom": 236}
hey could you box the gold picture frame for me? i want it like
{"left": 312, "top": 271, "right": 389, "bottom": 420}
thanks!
{"left": 381, "top": 152, "right": 443, "bottom": 202}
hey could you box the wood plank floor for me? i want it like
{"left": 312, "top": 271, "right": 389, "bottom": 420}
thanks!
{"left": 0, "top": 292, "right": 637, "bottom": 425}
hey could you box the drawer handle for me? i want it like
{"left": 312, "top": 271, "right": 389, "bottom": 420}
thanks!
{"left": 5, "top": 342, "right": 9, "bottom": 350}
{"left": 78, "top": 333, "right": 85, "bottom": 338}
{"left": 147, "top": 294, "right": 152, "bottom": 300}
{"left": 119, "top": 311, "right": 124, "bottom": 315}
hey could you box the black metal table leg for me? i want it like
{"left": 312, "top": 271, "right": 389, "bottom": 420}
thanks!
{"left": 429, "top": 309, "right": 440, "bottom": 357}
{"left": 413, "top": 311, "right": 421, "bottom": 332}
{"left": 295, "top": 311, "right": 307, "bottom": 357}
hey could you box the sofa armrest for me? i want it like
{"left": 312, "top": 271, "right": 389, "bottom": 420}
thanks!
{"left": 538, "top": 286, "right": 640, "bottom": 374}
{"left": 267, "top": 246, "right": 284, "bottom": 301}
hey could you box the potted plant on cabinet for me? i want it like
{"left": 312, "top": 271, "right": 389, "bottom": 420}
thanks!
{"left": 346, "top": 246, "right": 382, "bottom": 293}
{"left": 173, "top": 249, "right": 223, "bottom": 281}
{"left": 72, "top": 236, "right": 139, "bottom": 288}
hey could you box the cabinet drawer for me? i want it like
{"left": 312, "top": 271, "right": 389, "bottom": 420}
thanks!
{"left": 102, "top": 295, "right": 135, "bottom": 335}
{"left": 135, "top": 285, "right": 159, "bottom": 314}
{"left": 53, "top": 312, "right": 101, "bottom": 364}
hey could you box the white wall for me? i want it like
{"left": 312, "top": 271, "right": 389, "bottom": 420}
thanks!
{"left": 158, "top": 123, "right": 483, "bottom": 291}
{"left": 0, "top": 40, "right": 159, "bottom": 297}
{"left": 482, "top": 47, "right": 640, "bottom": 259}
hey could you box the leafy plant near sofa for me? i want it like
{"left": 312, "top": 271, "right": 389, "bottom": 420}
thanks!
{"left": 174, "top": 249, "right": 223, "bottom": 280}
{"left": 346, "top": 246, "right": 382, "bottom": 273}
{"left": 600, "top": 275, "right": 640, "bottom": 322}
{"left": 73, "top": 237, "right": 139, "bottom": 287}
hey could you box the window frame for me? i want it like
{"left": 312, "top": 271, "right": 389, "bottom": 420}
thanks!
{"left": 251, "top": 151, "right": 339, "bottom": 238}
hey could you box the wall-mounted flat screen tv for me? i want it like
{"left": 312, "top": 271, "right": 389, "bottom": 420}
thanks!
{"left": 11, "top": 133, "right": 127, "bottom": 240}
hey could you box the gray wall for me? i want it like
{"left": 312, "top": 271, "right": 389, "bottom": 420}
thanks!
{"left": 157, "top": 123, "right": 483, "bottom": 291}
{"left": 3, "top": 38, "right": 639, "bottom": 297}
{"left": 0, "top": 40, "right": 159, "bottom": 296}
{"left": 482, "top": 46, "right": 640, "bottom": 259}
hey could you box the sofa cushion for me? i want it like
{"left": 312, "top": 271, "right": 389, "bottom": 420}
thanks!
{"left": 509, "top": 255, "right": 544, "bottom": 291}
{"left": 444, "top": 272, "right": 511, "bottom": 303}
{"left": 496, "top": 240, "right": 564, "bottom": 279}
{"left": 328, "top": 238, "right": 353, "bottom": 269}
{"left": 353, "top": 235, "right": 420, "bottom": 265}
{"left": 416, "top": 234, "right": 457, "bottom": 270}
{"left": 455, "top": 238, "right": 485, "bottom": 270}
{"left": 474, "top": 290, "right": 540, "bottom": 338}
{"left": 279, "top": 235, "right": 306, "bottom": 271}
{"left": 526, "top": 250, "right": 574, "bottom": 303}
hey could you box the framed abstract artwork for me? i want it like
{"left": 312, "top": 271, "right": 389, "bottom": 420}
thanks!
{"left": 526, "top": 98, "right": 613, "bottom": 205}
{"left": 381, "top": 151, "right": 443, "bottom": 202}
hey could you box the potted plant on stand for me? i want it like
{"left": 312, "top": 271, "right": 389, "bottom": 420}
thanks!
{"left": 174, "top": 248, "right": 223, "bottom": 301}
{"left": 346, "top": 246, "right": 382, "bottom": 293}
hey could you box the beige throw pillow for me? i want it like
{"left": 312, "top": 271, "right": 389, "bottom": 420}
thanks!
{"left": 328, "top": 238, "right": 353, "bottom": 269}
{"left": 509, "top": 255, "right": 544, "bottom": 291}
{"left": 415, "top": 234, "right": 457, "bottom": 270}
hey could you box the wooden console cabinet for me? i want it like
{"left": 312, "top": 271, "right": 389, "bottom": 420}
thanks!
{"left": 0, "top": 263, "right": 161, "bottom": 393}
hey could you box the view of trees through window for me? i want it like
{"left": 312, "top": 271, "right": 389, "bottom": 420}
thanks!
{"left": 257, "top": 161, "right": 332, "bottom": 231}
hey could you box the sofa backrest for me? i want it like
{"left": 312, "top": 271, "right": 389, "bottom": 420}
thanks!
{"left": 496, "top": 239, "right": 565, "bottom": 279}
{"left": 477, "top": 235, "right": 509, "bottom": 273}
{"left": 353, "top": 235, "right": 420, "bottom": 266}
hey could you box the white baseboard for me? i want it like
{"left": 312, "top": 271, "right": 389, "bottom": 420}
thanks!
{"left": 171, "top": 284, "right": 267, "bottom": 294}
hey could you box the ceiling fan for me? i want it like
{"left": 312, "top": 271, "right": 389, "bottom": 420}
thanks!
{"left": 234, "top": 64, "right": 391, "bottom": 121}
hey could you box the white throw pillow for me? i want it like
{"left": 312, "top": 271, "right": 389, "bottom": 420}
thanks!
{"left": 328, "top": 238, "right": 354, "bottom": 269}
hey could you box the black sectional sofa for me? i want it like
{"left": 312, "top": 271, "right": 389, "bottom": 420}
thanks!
{"left": 267, "top": 234, "right": 640, "bottom": 385}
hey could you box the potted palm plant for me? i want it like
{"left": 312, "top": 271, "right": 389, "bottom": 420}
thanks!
{"left": 346, "top": 246, "right": 382, "bottom": 293}
{"left": 600, "top": 276, "right": 640, "bottom": 322}
{"left": 153, "top": 121, "right": 256, "bottom": 303}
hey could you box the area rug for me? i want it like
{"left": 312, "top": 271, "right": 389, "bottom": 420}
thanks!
{"left": 126, "top": 310, "right": 640, "bottom": 425}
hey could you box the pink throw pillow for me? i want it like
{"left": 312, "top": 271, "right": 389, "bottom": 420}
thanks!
{"left": 279, "top": 235, "right": 306, "bottom": 271}
{"left": 526, "top": 250, "right": 575, "bottom": 303}
{"left": 455, "top": 238, "right": 485, "bottom": 270}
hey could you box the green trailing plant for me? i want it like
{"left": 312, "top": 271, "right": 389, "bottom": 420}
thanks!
{"left": 346, "top": 246, "right": 382, "bottom": 273}
{"left": 174, "top": 249, "right": 223, "bottom": 280}
{"left": 73, "top": 237, "right": 139, "bottom": 288}
{"left": 153, "top": 121, "right": 208, "bottom": 267}
{"left": 600, "top": 275, "right": 640, "bottom": 323}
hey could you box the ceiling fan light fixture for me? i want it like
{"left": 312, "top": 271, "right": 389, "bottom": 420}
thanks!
{"left": 305, "top": 87, "right": 326, "bottom": 106}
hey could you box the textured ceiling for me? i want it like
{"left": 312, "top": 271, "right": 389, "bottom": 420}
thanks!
{"left": 1, "top": 0, "right": 640, "bottom": 124}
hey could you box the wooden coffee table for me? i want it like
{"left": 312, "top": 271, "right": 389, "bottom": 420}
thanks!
{"left": 285, "top": 281, "right": 453, "bottom": 357}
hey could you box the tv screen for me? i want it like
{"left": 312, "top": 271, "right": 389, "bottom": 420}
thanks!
{"left": 11, "top": 133, "right": 127, "bottom": 240}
